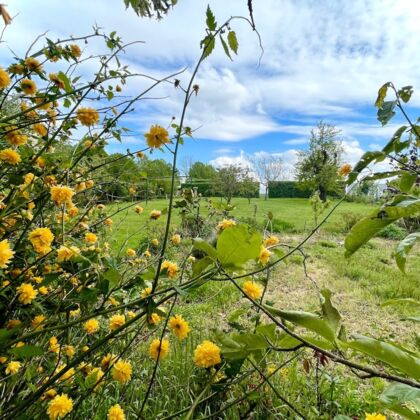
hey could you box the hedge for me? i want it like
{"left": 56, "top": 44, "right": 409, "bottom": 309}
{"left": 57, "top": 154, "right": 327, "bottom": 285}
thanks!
{"left": 182, "top": 181, "right": 260, "bottom": 198}
{"left": 268, "top": 181, "right": 312, "bottom": 198}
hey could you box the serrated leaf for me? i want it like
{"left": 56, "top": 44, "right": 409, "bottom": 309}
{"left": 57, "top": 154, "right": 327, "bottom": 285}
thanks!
{"left": 263, "top": 305, "right": 336, "bottom": 342}
{"left": 320, "top": 289, "right": 341, "bottom": 332}
{"left": 217, "top": 225, "right": 262, "bottom": 268}
{"left": 399, "top": 172, "right": 417, "bottom": 193}
{"left": 375, "top": 82, "right": 390, "bottom": 108}
{"left": 201, "top": 35, "right": 215, "bottom": 59}
{"left": 398, "top": 85, "right": 414, "bottom": 103}
{"left": 227, "top": 31, "right": 238, "bottom": 54}
{"left": 395, "top": 232, "right": 420, "bottom": 272}
{"left": 192, "top": 256, "right": 214, "bottom": 277}
{"left": 206, "top": 5, "right": 217, "bottom": 30}
{"left": 219, "top": 35, "right": 232, "bottom": 60}
{"left": 382, "top": 125, "right": 407, "bottom": 154}
{"left": 377, "top": 100, "right": 397, "bottom": 126}
{"left": 345, "top": 334, "right": 420, "bottom": 380}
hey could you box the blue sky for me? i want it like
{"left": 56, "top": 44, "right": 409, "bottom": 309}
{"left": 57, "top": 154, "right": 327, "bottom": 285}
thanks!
{"left": 1, "top": 0, "right": 420, "bottom": 177}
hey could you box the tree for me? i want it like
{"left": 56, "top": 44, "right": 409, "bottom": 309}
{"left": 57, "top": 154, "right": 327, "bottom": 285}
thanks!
{"left": 214, "top": 165, "right": 248, "bottom": 203}
{"left": 250, "top": 154, "right": 285, "bottom": 200}
{"left": 295, "top": 122, "right": 343, "bottom": 201}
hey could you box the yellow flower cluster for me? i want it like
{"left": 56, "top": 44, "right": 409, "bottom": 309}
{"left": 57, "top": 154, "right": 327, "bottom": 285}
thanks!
{"left": 194, "top": 340, "right": 221, "bottom": 368}
{"left": 0, "top": 148, "right": 21, "bottom": 165}
{"left": 258, "top": 247, "right": 272, "bottom": 265}
{"left": 50, "top": 185, "right": 75, "bottom": 206}
{"left": 170, "top": 234, "right": 181, "bottom": 245}
{"left": 150, "top": 209, "right": 161, "bottom": 219}
{"left": 111, "top": 359, "right": 132, "bottom": 384}
{"left": 109, "top": 314, "right": 125, "bottom": 331}
{"left": 5, "top": 126, "right": 28, "bottom": 146}
{"left": 161, "top": 260, "right": 179, "bottom": 278}
{"left": 57, "top": 245, "right": 80, "bottom": 262}
{"left": 243, "top": 280, "right": 263, "bottom": 300}
{"left": 28, "top": 227, "right": 54, "bottom": 254}
{"left": 16, "top": 283, "right": 38, "bottom": 304}
{"left": 0, "top": 239, "right": 14, "bottom": 268}
{"left": 76, "top": 107, "right": 100, "bottom": 126}
{"left": 217, "top": 219, "right": 236, "bottom": 232}
{"left": 144, "top": 124, "right": 170, "bottom": 148}
{"left": 264, "top": 235, "right": 279, "bottom": 247}
{"left": 0, "top": 66, "right": 11, "bottom": 88}
{"left": 169, "top": 315, "right": 191, "bottom": 340}
{"left": 84, "top": 318, "right": 100, "bottom": 334}
{"left": 107, "top": 404, "right": 126, "bottom": 420}
{"left": 338, "top": 163, "right": 352, "bottom": 176}
{"left": 149, "top": 338, "right": 170, "bottom": 361}
{"left": 47, "top": 394, "right": 73, "bottom": 420}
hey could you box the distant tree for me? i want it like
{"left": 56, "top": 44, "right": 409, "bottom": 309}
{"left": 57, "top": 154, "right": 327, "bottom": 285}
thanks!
{"left": 295, "top": 122, "right": 343, "bottom": 201}
{"left": 214, "top": 165, "right": 247, "bottom": 204}
{"left": 250, "top": 154, "right": 285, "bottom": 200}
{"left": 188, "top": 161, "right": 218, "bottom": 181}
{"left": 239, "top": 175, "right": 259, "bottom": 203}
{"left": 139, "top": 157, "right": 178, "bottom": 197}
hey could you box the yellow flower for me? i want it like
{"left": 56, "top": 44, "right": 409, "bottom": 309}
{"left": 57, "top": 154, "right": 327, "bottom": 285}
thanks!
{"left": 161, "top": 260, "right": 178, "bottom": 278}
{"left": 111, "top": 360, "right": 132, "bottom": 384}
{"left": 29, "top": 227, "right": 54, "bottom": 254}
{"left": 68, "top": 206, "right": 79, "bottom": 217}
{"left": 50, "top": 185, "right": 75, "bottom": 206}
{"left": 243, "top": 280, "right": 263, "bottom": 300}
{"left": 135, "top": 205, "right": 143, "bottom": 214}
{"left": 151, "top": 238, "right": 159, "bottom": 246}
{"left": 109, "top": 314, "right": 125, "bottom": 331}
{"left": 32, "top": 124, "right": 47, "bottom": 138}
{"left": 70, "top": 44, "right": 82, "bottom": 58}
{"left": 85, "top": 179, "right": 94, "bottom": 188}
{"left": 16, "top": 283, "right": 37, "bottom": 304}
{"left": 194, "top": 340, "right": 221, "bottom": 368}
{"left": 48, "top": 336, "right": 60, "bottom": 353}
{"left": 188, "top": 255, "right": 196, "bottom": 263}
{"left": 41, "top": 389, "right": 57, "bottom": 401}
{"left": 64, "top": 345, "right": 75, "bottom": 358}
{"left": 169, "top": 315, "right": 191, "bottom": 340}
{"left": 107, "top": 404, "right": 126, "bottom": 420}
{"left": 24, "top": 57, "right": 42, "bottom": 71}
{"left": 47, "top": 394, "right": 73, "bottom": 420}
{"left": 5, "top": 126, "right": 28, "bottom": 146}
{"left": 38, "top": 286, "right": 49, "bottom": 295}
{"left": 101, "top": 353, "right": 117, "bottom": 371}
{"left": 127, "top": 310, "right": 136, "bottom": 319}
{"left": 365, "top": 414, "right": 386, "bottom": 420}
{"left": 143, "top": 250, "right": 151, "bottom": 258}
{"left": 8, "top": 64, "right": 24, "bottom": 75}
{"left": 20, "top": 78, "right": 37, "bottom": 95}
{"left": 338, "top": 163, "right": 352, "bottom": 176}
{"left": 104, "top": 218, "right": 113, "bottom": 227}
{"left": 150, "top": 209, "right": 161, "bottom": 220}
{"left": 84, "top": 318, "right": 100, "bottom": 334}
{"left": 170, "top": 234, "right": 181, "bottom": 245}
{"left": 57, "top": 245, "right": 80, "bottom": 262}
{"left": 258, "top": 247, "right": 271, "bottom": 265}
{"left": 0, "top": 239, "right": 14, "bottom": 268}
{"left": 31, "top": 314, "right": 46, "bottom": 330}
{"left": 76, "top": 107, "right": 100, "bottom": 126}
{"left": 149, "top": 338, "right": 170, "bottom": 361}
{"left": 69, "top": 307, "right": 80, "bottom": 317}
{"left": 136, "top": 151, "right": 144, "bottom": 158}
{"left": 148, "top": 313, "right": 161, "bottom": 325}
{"left": 6, "top": 319, "right": 21, "bottom": 329}
{"left": 264, "top": 235, "right": 279, "bottom": 247}
{"left": 84, "top": 232, "right": 97, "bottom": 243}
{"left": 126, "top": 248, "right": 136, "bottom": 258}
{"left": 5, "top": 360, "right": 21, "bottom": 375}
{"left": 49, "top": 73, "right": 65, "bottom": 89}
{"left": 217, "top": 219, "right": 236, "bottom": 232}
{"left": 0, "top": 67, "right": 10, "bottom": 88}
{"left": 144, "top": 124, "right": 170, "bottom": 148}
{"left": 0, "top": 356, "right": 7, "bottom": 363}
{"left": 141, "top": 287, "right": 152, "bottom": 298}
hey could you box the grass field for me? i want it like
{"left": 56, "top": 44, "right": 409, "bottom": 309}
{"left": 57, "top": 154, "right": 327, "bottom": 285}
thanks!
{"left": 100, "top": 197, "right": 419, "bottom": 418}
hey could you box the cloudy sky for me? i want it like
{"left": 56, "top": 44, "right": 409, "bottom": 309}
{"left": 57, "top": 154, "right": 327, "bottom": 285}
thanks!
{"left": 1, "top": 0, "right": 420, "bottom": 176}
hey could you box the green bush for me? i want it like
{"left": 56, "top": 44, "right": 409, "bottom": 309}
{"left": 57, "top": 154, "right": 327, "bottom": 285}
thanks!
{"left": 271, "top": 218, "right": 296, "bottom": 233}
{"left": 268, "top": 181, "right": 312, "bottom": 198}
{"left": 376, "top": 224, "right": 407, "bottom": 240}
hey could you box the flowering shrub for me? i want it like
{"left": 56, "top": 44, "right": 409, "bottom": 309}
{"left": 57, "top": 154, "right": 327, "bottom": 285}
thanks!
{"left": 0, "top": 7, "right": 418, "bottom": 420}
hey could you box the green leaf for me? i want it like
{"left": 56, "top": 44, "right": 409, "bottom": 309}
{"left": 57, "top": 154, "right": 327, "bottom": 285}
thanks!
{"left": 217, "top": 225, "right": 262, "bottom": 269}
{"left": 398, "top": 86, "right": 414, "bottom": 103}
{"left": 320, "top": 289, "right": 341, "bottom": 332}
{"left": 382, "top": 125, "right": 407, "bottom": 154}
{"left": 219, "top": 35, "right": 232, "bottom": 60}
{"left": 400, "top": 172, "right": 417, "bottom": 193}
{"left": 395, "top": 232, "right": 420, "bottom": 272}
{"left": 363, "top": 171, "right": 402, "bottom": 182}
{"left": 375, "top": 82, "right": 391, "bottom": 108}
{"left": 74, "top": 288, "right": 98, "bottom": 303}
{"left": 57, "top": 71, "right": 73, "bottom": 93}
{"left": 192, "top": 256, "right": 214, "bottom": 277}
{"left": 202, "top": 35, "right": 215, "bottom": 59}
{"left": 103, "top": 267, "right": 121, "bottom": 291}
{"left": 227, "top": 31, "right": 238, "bottom": 54}
{"left": 193, "top": 238, "right": 217, "bottom": 260}
{"left": 9, "top": 345, "right": 44, "bottom": 359}
{"left": 377, "top": 100, "right": 397, "bottom": 126}
{"left": 344, "top": 215, "right": 395, "bottom": 257}
{"left": 379, "top": 383, "right": 420, "bottom": 420}
{"left": 347, "top": 151, "right": 386, "bottom": 185}
{"left": 215, "top": 331, "right": 270, "bottom": 360}
{"left": 206, "top": 5, "right": 217, "bottom": 30}
{"left": 263, "top": 305, "right": 336, "bottom": 342}
{"left": 346, "top": 334, "right": 420, "bottom": 380}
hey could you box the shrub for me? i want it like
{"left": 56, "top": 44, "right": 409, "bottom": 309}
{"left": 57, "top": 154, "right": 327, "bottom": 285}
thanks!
{"left": 271, "top": 218, "right": 296, "bottom": 233}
